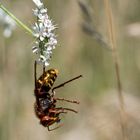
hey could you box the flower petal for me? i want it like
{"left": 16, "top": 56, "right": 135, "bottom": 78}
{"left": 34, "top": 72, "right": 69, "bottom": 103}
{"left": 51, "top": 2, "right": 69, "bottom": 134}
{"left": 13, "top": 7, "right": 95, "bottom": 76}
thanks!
{"left": 32, "top": 0, "right": 43, "bottom": 8}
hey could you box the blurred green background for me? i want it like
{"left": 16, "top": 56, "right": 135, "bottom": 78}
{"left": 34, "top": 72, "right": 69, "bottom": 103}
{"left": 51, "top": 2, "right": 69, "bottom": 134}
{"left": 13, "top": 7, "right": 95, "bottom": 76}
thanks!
{"left": 0, "top": 0, "right": 140, "bottom": 140}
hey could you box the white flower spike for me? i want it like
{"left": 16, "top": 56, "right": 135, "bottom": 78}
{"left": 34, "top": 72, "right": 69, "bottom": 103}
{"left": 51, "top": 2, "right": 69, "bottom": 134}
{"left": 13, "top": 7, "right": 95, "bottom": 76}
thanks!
{"left": 32, "top": 0, "right": 57, "bottom": 67}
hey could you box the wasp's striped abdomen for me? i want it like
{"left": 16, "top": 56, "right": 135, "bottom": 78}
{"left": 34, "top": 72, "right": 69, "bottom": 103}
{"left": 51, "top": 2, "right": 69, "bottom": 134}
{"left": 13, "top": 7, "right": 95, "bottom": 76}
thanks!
{"left": 37, "top": 69, "right": 58, "bottom": 92}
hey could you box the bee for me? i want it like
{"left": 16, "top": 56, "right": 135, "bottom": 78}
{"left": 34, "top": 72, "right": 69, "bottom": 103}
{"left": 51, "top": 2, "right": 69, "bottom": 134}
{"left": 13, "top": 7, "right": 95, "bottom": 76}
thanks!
{"left": 34, "top": 61, "right": 82, "bottom": 131}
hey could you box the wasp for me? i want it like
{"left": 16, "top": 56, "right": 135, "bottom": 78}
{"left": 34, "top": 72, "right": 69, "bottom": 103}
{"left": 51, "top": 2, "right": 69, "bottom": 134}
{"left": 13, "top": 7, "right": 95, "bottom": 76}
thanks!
{"left": 34, "top": 61, "right": 82, "bottom": 131}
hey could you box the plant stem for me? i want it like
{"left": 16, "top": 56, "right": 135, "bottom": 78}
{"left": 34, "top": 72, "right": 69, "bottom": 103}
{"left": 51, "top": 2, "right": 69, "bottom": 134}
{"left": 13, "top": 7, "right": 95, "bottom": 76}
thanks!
{"left": 0, "top": 3, "right": 33, "bottom": 35}
{"left": 103, "top": 0, "right": 128, "bottom": 140}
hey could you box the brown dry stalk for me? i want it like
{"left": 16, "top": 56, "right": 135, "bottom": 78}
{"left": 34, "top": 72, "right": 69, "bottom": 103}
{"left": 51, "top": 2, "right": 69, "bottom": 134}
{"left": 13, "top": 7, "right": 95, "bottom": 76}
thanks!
{"left": 103, "top": 0, "right": 128, "bottom": 140}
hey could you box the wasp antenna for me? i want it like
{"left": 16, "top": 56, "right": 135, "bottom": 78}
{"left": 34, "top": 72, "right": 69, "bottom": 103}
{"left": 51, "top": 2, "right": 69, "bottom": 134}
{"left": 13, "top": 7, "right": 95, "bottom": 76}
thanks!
{"left": 55, "top": 98, "right": 80, "bottom": 104}
{"left": 43, "top": 62, "right": 45, "bottom": 74}
{"left": 52, "top": 74, "right": 83, "bottom": 92}
{"left": 34, "top": 61, "right": 37, "bottom": 88}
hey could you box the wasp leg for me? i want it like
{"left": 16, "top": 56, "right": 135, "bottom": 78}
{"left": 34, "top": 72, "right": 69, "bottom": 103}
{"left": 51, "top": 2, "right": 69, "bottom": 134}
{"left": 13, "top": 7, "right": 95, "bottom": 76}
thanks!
{"left": 54, "top": 97, "right": 80, "bottom": 104}
{"left": 48, "top": 108, "right": 67, "bottom": 114}
{"left": 51, "top": 75, "right": 82, "bottom": 95}
{"left": 56, "top": 107, "right": 78, "bottom": 113}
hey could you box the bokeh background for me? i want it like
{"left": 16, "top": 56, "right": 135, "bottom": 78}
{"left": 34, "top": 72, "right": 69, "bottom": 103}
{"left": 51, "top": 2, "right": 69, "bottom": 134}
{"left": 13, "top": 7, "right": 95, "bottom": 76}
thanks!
{"left": 0, "top": 0, "right": 140, "bottom": 140}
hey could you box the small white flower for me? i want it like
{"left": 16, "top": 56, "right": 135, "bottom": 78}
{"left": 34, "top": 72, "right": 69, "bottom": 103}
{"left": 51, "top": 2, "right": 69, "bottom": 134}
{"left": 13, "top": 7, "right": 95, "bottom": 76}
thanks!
{"left": 33, "top": 22, "right": 47, "bottom": 41}
{"left": 44, "top": 61, "right": 49, "bottom": 66}
{"left": 40, "top": 55, "right": 46, "bottom": 61}
{"left": 46, "top": 46, "right": 53, "bottom": 51}
{"left": 40, "top": 8, "right": 47, "bottom": 14}
{"left": 33, "top": 0, "right": 43, "bottom": 8}
{"left": 47, "top": 37, "right": 57, "bottom": 49}
{"left": 33, "top": 9, "right": 39, "bottom": 16}
{"left": 32, "top": 46, "right": 39, "bottom": 53}
{"left": 39, "top": 55, "right": 50, "bottom": 66}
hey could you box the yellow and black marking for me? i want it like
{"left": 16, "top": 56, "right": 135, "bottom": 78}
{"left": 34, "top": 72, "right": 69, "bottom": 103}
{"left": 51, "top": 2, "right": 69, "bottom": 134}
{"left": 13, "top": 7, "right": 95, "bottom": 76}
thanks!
{"left": 37, "top": 69, "right": 59, "bottom": 92}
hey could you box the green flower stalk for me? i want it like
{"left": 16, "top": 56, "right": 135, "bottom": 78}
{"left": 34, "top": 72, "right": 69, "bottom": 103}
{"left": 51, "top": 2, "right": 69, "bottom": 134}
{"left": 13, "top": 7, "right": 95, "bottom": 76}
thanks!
{"left": 0, "top": 3, "right": 32, "bottom": 35}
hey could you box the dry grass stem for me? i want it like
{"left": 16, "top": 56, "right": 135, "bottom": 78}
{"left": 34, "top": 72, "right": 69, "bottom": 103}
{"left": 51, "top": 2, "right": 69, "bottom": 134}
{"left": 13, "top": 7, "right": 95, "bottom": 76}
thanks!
{"left": 104, "top": 0, "right": 128, "bottom": 140}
